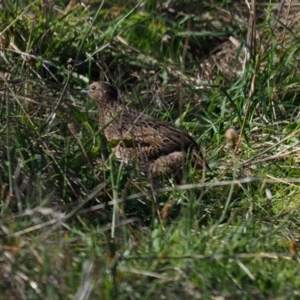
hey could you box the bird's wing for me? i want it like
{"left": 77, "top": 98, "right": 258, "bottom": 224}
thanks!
{"left": 105, "top": 109, "right": 210, "bottom": 170}
{"left": 116, "top": 110, "right": 198, "bottom": 154}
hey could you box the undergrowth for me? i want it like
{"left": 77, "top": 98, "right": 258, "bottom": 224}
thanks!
{"left": 1, "top": 0, "right": 300, "bottom": 299}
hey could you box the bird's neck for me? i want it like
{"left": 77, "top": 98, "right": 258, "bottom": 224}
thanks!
{"left": 96, "top": 100, "right": 122, "bottom": 127}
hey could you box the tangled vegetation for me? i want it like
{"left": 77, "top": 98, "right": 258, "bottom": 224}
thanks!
{"left": 1, "top": 0, "right": 300, "bottom": 299}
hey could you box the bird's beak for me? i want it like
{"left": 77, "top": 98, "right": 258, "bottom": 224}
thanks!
{"left": 81, "top": 88, "right": 88, "bottom": 94}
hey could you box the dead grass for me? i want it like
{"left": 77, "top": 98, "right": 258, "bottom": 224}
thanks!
{"left": 1, "top": 0, "right": 300, "bottom": 299}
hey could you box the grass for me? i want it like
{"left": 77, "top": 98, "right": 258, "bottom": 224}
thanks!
{"left": 1, "top": 0, "right": 300, "bottom": 299}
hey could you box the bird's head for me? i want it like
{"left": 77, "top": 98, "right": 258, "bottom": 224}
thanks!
{"left": 81, "top": 81, "right": 118, "bottom": 102}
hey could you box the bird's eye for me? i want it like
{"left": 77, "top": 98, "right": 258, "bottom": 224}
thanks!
{"left": 91, "top": 86, "right": 96, "bottom": 91}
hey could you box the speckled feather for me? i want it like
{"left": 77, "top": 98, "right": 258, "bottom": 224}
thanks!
{"left": 84, "top": 81, "right": 210, "bottom": 176}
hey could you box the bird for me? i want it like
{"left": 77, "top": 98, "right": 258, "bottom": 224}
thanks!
{"left": 81, "top": 81, "right": 210, "bottom": 177}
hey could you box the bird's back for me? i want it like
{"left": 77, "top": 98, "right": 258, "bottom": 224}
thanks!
{"left": 103, "top": 106, "right": 210, "bottom": 170}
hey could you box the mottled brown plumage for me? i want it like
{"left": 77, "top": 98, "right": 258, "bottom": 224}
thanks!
{"left": 82, "top": 81, "right": 210, "bottom": 177}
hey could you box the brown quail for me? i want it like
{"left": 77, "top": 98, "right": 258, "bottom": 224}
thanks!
{"left": 82, "top": 81, "right": 210, "bottom": 177}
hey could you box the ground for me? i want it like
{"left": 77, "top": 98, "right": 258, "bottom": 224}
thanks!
{"left": 0, "top": 0, "right": 300, "bottom": 299}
